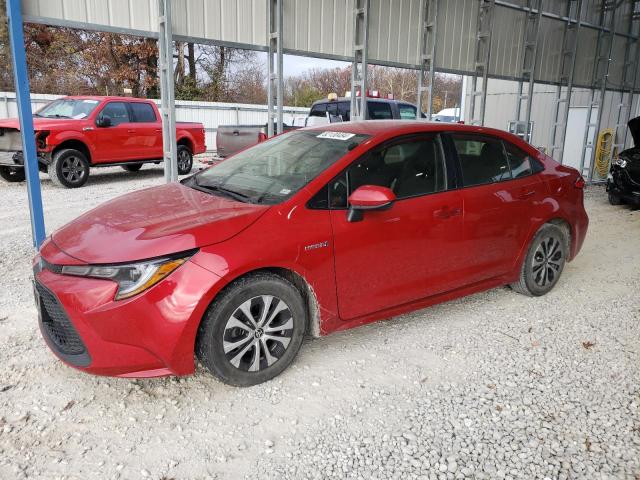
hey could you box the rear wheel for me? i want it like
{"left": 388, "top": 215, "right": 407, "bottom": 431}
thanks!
{"left": 177, "top": 145, "right": 193, "bottom": 175}
{"left": 196, "top": 273, "right": 307, "bottom": 387}
{"left": 122, "top": 164, "right": 143, "bottom": 172}
{"left": 0, "top": 166, "right": 25, "bottom": 182}
{"left": 49, "top": 149, "right": 90, "bottom": 188}
{"left": 510, "top": 224, "right": 567, "bottom": 297}
{"left": 608, "top": 191, "right": 624, "bottom": 205}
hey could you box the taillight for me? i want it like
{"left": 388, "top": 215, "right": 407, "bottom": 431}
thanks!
{"left": 574, "top": 176, "right": 585, "bottom": 189}
{"left": 258, "top": 132, "right": 267, "bottom": 143}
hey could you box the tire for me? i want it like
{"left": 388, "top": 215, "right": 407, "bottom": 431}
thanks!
{"left": 177, "top": 145, "right": 193, "bottom": 175}
{"left": 510, "top": 224, "right": 568, "bottom": 297}
{"left": 122, "top": 164, "right": 143, "bottom": 172}
{"left": 196, "top": 273, "right": 307, "bottom": 387}
{"left": 48, "top": 149, "right": 90, "bottom": 188}
{"left": 608, "top": 191, "right": 624, "bottom": 205}
{"left": 0, "top": 166, "right": 26, "bottom": 182}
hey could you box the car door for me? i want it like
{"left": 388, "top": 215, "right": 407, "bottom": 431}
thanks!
{"left": 329, "top": 134, "right": 465, "bottom": 320}
{"left": 92, "top": 101, "right": 138, "bottom": 163}
{"left": 447, "top": 133, "right": 544, "bottom": 283}
{"left": 129, "top": 101, "right": 162, "bottom": 159}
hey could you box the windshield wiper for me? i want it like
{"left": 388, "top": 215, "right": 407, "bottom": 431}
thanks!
{"left": 191, "top": 177, "right": 252, "bottom": 203}
{"left": 45, "top": 114, "right": 72, "bottom": 119}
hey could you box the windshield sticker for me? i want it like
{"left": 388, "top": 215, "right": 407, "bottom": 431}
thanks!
{"left": 316, "top": 131, "right": 356, "bottom": 141}
{"left": 72, "top": 113, "right": 87, "bottom": 119}
{"left": 279, "top": 188, "right": 291, "bottom": 195}
{"left": 83, "top": 100, "right": 99, "bottom": 105}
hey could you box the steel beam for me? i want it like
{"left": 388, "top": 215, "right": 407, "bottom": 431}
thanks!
{"left": 267, "top": 0, "right": 283, "bottom": 136}
{"left": 416, "top": 0, "right": 438, "bottom": 119}
{"left": 350, "top": 0, "right": 369, "bottom": 121}
{"left": 511, "top": 0, "right": 543, "bottom": 143}
{"left": 157, "top": 0, "right": 178, "bottom": 182}
{"left": 549, "top": 0, "right": 582, "bottom": 163}
{"left": 469, "top": 0, "right": 495, "bottom": 126}
{"left": 581, "top": 0, "right": 617, "bottom": 181}
{"left": 6, "top": 0, "right": 45, "bottom": 249}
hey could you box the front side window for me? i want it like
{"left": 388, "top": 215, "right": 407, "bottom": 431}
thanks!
{"left": 99, "top": 102, "right": 131, "bottom": 126}
{"left": 36, "top": 99, "right": 100, "bottom": 119}
{"left": 367, "top": 102, "right": 393, "bottom": 120}
{"left": 130, "top": 102, "right": 157, "bottom": 122}
{"left": 187, "top": 130, "right": 369, "bottom": 205}
{"left": 333, "top": 135, "right": 446, "bottom": 207}
{"left": 451, "top": 134, "right": 511, "bottom": 187}
{"left": 398, "top": 104, "right": 417, "bottom": 120}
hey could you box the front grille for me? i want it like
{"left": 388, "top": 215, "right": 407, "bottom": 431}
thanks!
{"left": 35, "top": 282, "right": 86, "bottom": 356}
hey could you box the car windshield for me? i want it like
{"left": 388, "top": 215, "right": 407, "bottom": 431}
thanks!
{"left": 36, "top": 99, "right": 101, "bottom": 119}
{"left": 185, "top": 130, "right": 369, "bottom": 205}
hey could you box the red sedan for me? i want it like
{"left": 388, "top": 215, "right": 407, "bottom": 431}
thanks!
{"left": 33, "top": 121, "right": 588, "bottom": 386}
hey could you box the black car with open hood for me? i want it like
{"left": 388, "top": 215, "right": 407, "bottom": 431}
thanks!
{"left": 607, "top": 116, "right": 640, "bottom": 205}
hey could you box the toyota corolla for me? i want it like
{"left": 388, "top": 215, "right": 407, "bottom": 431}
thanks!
{"left": 33, "top": 121, "right": 588, "bottom": 386}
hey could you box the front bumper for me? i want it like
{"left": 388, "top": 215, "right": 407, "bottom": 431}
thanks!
{"left": 0, "top": 151, "right": 51, "bottom": 167}
{"left": 34, "top": 243, "right": 222, "bottom": 378}
{"left": 607, "top": 170, "right": 640, "bottom": 205}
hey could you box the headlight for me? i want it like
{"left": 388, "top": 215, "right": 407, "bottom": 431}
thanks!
{"left": 613, "top": 158, "right": 627, "bottom": 168}
{"left": 61, "top": 252, "right": 193, "bottom": 300}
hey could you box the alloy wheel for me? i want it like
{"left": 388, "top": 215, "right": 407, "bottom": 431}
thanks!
{"left": 178, "top": 150, "right": 191, "bottom": 172}
{"left": 222, "top": 295, "right": 294, "bottom": 372}
{"left": 60, "top": 156, "right": 86, "bottom": 183}
{"left": 531, "top": 236, "right": 563, "bottom": 288}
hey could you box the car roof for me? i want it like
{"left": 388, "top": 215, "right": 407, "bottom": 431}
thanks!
{"left": 62, "top": 95, "right": 154, "bottom": 102}
{"left": 311, "top": 97, "right": 414, "bottom": 106}
{"left": 301, "top": 120, "right": 520, "bottom": 141}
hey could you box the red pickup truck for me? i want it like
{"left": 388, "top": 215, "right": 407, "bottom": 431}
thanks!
{"left": 0, "top": 96, "right": 206, "bottom": 188}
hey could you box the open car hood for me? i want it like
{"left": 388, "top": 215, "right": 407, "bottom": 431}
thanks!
{"left": 628, "top": 116, "right": 640, "bottom": 148}
{"left": 50, "top": 182, "right": 269, "bottom": 264}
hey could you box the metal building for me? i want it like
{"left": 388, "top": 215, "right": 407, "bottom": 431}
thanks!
{"left": 7, "top": 0, "right": 640, "bottom": 248}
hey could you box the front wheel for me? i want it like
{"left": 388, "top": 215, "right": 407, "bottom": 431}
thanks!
{"left": 177, "top": 145, "right": 193, "bottom": 175}
{"left": 510, "top": 224, "right": 567, "bottom": 297}
{"left": 49, "top": 149, "right": 90, "bottom": 188}
{"left": 608, "top": 191, "right": 624, "bottom": 205}
{"left": 196, "top": 273, "right": 307, "bottom": 387}
{"left": 0, "top": 166, "right": 26, "bottom": 182}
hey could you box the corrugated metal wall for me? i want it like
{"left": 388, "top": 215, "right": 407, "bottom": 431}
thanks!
{"left": 21, "top": 0, "right": 640, "bottom": 89}
{"left": 0, "top": 92, "right": 308, "bottom": 151}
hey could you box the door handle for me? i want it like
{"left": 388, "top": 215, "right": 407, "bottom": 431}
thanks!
{"left": 433, "top": 207, "right": 450, "bottom": 219}
{"left": 127, "top": 129, "right": 137, "bottom": 134}
{"left": 232, "top": 130, "right": 240, "bottom": 136}
{"left": 517, "top": 190, "right": 535, "bottom": 200}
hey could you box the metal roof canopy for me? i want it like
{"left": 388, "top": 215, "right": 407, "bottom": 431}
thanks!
{"left": 21, "top": 0, "right": 640, "bottom": 90}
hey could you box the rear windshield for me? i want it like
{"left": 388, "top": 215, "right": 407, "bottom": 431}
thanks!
{"left": 186, "top": 130, "right": 369, "bottom": 205}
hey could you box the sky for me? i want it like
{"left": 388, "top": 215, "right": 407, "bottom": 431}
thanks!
{"left": 283, "top": 55, "right": 349, "bottom": 76}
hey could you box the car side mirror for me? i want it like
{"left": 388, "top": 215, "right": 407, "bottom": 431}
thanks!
{"left": 96, "top": 115, "right": 112, "bottom": 127}
{"left": 347, "top": 185, "right": 396, "bottom": 222}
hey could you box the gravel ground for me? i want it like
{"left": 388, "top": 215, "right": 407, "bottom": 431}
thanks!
{"left": 0, "top": 166, "right": 638, "bottom": 480}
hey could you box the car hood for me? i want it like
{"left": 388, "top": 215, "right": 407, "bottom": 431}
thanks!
{"left": 0, "top": 117, "right": 83, "bottom": 131}
{"left": 628, "top": 116, "right": 640, "bottom": 147}
{"left": 50, "top": 183, "right": 269, "bottom": 264}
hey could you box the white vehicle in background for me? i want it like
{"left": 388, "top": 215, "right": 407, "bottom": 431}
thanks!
{"left": 432, "top": 107, "right": 462, "bottom": 123}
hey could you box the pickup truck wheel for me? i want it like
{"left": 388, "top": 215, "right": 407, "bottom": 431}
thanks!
{"left": 196, "top": 273, "right": 307, "bottom": 387}
{"left": 122, "top": 164, "right": 143, "bottom": 172}
{"left": 177, "top": 145, "right": 193, "bottom": 175}
{"left": 49, "top": 149, "right": 90, "bottom": 188}
{"left": 0, "top": 166, "right": 26, "bottom": 182}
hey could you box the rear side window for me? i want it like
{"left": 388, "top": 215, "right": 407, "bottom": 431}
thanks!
{"left": 338, "top": 102, "right": 350, "bottom": 121}
{"left": 398, "top": 104, "right": 417, "bottom": 120}
{"left": 367, "top": 102, "right": 393, "bottom": 120}
{"left": 130, "top": 102, "right": 157, "bottom": 122}
{"left": 99, "top": 102, "right": 130, "bottom": 126}
{"left": 503, "top": 142, "right": 543, "bottom": 177}
{"left": 309, "top": 103, "right": 327, "bottom": 117}
{"left": 451, "top": 134, "right": 511, "bottom": 187}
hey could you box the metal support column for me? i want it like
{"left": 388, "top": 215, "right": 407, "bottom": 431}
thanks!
{"left": 549, "top": 0, "right": 582, "bottom": 163}
{"left": 416, "top": 0, "right": 438, "bottom": 119}
{"left": 581, "top": 0, "right": 617, "bottom": 181}
{"left": 6, "top": 0, "right": 46, "bottom": 248}
{"left": 612, "top": 0, "right": 640, "bottom": 154}
{"left": 267, "top": 0, "right": 283, "bottom": 136}
{"left": 469, "top": 0, "right": 495, "bottom": 126}
{"left": 511, "top": 0, "right": 543, "bottom": 143}
{"left": 350, "top": 0, "right": 369, "bottom": 121}
{"left": 158, "top": 0, "right": 178, "bottom": 182}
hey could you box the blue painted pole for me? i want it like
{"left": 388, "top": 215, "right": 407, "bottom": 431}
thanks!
{"left": 6, "top": 0, "right": 46, "bottom": 249}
